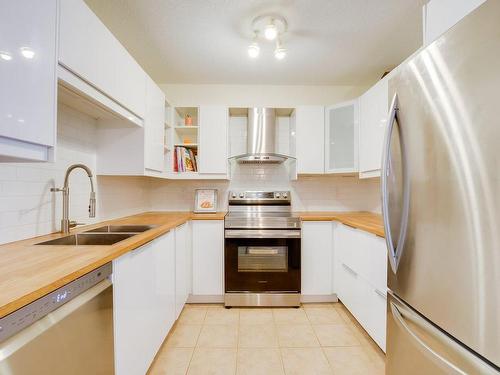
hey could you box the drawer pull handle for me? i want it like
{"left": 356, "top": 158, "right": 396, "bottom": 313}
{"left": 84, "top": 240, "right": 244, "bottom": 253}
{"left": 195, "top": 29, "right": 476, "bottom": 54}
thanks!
{"left": 342, "top": 263, "right": 358, "bottom": 277}
{"left": 375, "top": 289, "right": 387, "bottom": 299}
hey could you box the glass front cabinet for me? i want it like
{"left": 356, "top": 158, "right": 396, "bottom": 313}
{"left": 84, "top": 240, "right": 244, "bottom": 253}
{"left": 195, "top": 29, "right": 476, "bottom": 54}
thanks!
{"left": 325, "top": 100, "right": 359, "bottom": 173}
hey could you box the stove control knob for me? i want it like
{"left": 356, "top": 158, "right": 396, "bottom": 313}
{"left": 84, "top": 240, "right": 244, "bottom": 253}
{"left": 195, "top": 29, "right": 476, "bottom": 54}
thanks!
{"left": 275, "top": 192, "right": 281, "bottom": 199}
{"left": 282, "top": 192, "right": 288, "bottom": 199}
{"left": 239, "top": 192, "right": 244, "bottom": 198}
{"left": 231, "top": 193, "right": 236, "bottom": 198}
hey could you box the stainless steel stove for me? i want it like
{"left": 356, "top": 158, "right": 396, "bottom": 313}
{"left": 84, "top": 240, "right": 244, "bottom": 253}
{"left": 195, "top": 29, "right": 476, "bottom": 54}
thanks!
{"left": 224, "top": 191, "right": 301, "bottom": 307}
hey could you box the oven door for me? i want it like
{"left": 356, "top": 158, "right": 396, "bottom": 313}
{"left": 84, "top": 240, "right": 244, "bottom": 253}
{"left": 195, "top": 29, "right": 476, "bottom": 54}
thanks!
{"left": 224, "top": 229, "right": 301, "bottom": 293}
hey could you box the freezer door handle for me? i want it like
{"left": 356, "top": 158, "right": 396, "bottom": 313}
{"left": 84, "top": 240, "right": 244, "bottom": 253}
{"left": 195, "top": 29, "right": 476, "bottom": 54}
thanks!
{"left": 381, "top": 93, "right": 410, "bottom": 274}
{"left": 389, "top": 295, "right": 498, "bottom": 374}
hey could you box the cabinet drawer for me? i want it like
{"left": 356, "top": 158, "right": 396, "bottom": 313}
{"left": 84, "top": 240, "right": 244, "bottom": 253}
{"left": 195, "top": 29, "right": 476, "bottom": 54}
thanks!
{"left": 367, "top": 284, "right": 387, "bottom": 351}
{"left": 337, "top": 260, "right": 387, "bottom": 352}
{"left": 336, "top": 261, "right": 366, "bottom": 325}
{"left": 335, "top": 224, "right": 387, "bottom": 291}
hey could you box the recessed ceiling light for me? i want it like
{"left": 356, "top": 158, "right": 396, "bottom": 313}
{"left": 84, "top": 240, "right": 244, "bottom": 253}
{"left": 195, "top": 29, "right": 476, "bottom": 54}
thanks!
{"left": 0, "top": 51, "right": 12, "bottom": 61}
{"left": 20, "top": 47, "right": 35, "bottom": 59}
{"left": 248, "top": 42, "right": 260, "bottom": 58}
{"left": 264, "top": 22, "right": 278, "bottom": 40}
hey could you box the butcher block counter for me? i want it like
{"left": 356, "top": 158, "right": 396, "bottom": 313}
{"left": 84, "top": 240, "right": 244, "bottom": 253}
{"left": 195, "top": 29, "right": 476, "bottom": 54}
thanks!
{"left": 296, "top": 211, "right": 384, "bottom": 238}
{"left": 0, "top": 211, "right": 225, "bottom": 318}
{"left": 0, "top": 210, "right": 381, "bottom": 319}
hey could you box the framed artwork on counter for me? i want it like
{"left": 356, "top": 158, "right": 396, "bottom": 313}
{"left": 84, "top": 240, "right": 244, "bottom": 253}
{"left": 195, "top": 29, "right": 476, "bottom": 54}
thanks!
{"left": 194, "top": 189, "right": 218, "bottom": 213}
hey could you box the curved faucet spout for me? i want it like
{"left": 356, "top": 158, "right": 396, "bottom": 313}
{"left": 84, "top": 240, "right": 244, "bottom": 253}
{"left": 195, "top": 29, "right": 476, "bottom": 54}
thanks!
{"left": 53, "top": 163, "right": 96, "bottom": 233}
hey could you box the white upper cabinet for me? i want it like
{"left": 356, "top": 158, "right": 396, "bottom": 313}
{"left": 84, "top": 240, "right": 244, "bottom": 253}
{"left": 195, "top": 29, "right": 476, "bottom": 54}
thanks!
{"left": 423, "top": 0, "right": 486, "bottom": 45}
{"left": 198, "top": 106, "right": 228, "bottom": 175}
{"left": 144, "top": 77, "right": 166, "bottom": 172}
{"left": 59, "top": 0, "right": 146, "bottom": 118}
{"left": 325, "top": 100, "right": 359, "bottom": 173}
{"left": 0, "top": 0, "right": 57, "bottom": 161}
{"left": 294, "top": 106, "right": 325, "bottom": 174}
{"left": 359, "top": 77, "right": 388, "bottom": 178}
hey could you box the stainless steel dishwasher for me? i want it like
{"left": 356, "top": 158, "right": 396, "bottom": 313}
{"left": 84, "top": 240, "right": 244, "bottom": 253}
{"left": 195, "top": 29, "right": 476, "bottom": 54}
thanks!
{"left": 0, "top": 263, "right": 114, "bottom": 374}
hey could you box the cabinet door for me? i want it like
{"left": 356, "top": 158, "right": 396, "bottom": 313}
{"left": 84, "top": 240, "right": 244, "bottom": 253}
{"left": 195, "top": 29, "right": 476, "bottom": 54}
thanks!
{"left": 295, "top": 106, "right": 325, "bottom": 174}
{"left": 301, "top": 222, "right": 333, "bottom": 295}
{"left": 0, "top": 0, "right": 56, "bottom": 149}
{"left": 175, "top": 223, "right": 189, "bottom": 318}
{"left": 325, "top": 101, "right": 359, "bottom": 173}
{"left": 144, "top": 77, "right": 165, "bottom": 172}
{"left": 59, "top": 0, "right": 146, "bottom": 118}
{"left": 113, "top": 243, "right": 156, "bottom": 375}
{"left": 359, "top": 78, "right": 388, "bottom": 177}
{"left": 59, "top": 0, "right": 116, "bottom": 101}
{"left": 152, "top": 231, "right": 176, "bottom": 348}
{"left": 198, "top": 106, "right": 228, "bottom": 174}
{"left": 192, "top": 220, "right": 224, "bottom": 295}
{"left": 113, "top": 233, "right": 175, "bottom": 375}
{"left": 114, "top": 45, "right": 147, "bottom": 118}
{"left": 423, "top": 0, "right": 486, "bottom": 45}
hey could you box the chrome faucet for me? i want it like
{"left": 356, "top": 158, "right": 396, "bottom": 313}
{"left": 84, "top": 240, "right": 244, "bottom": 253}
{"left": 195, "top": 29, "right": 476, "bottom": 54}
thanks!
{"left": 51, "top": 164, "right": 96, "bottom": 234}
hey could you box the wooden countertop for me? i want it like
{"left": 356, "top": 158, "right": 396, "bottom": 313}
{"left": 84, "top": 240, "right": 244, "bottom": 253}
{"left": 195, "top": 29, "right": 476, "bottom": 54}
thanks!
{"left": 296, "top": 211, "right": 385, "bottom": 238}
{"left": 0, "top": 210, "right": 381, "bottom": 318}
{"left": 0, "top": 211, "right": 225, "bottom": 318}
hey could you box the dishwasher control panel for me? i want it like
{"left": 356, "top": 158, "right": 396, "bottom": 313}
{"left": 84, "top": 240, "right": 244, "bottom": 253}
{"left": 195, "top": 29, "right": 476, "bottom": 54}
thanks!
{"left": 0, "top": 262, "right": 112, "bottom": 343}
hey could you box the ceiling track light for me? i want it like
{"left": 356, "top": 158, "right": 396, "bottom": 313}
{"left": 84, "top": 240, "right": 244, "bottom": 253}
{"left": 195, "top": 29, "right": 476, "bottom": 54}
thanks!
{"left": 248, "top": 14, "right": 288, "bottom": 60}
{"left": 264, "top": 20, "right": 278, "bottom": 40}
{"left": 248, "top": 32, "right": 260, "bottom": 58}
{"left": 274, "top": 39, "right": 287, "bottom": 60}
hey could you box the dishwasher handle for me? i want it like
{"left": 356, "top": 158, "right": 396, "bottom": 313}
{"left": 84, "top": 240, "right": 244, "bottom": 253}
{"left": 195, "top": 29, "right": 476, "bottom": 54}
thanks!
{"left": 0, "top": 279, "right": 112, "bottom": 361}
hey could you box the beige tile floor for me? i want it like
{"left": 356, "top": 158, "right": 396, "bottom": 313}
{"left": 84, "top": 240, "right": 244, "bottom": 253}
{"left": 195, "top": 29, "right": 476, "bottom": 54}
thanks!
{"left": 148, "top": 302, "right": 385, "bottom": 375}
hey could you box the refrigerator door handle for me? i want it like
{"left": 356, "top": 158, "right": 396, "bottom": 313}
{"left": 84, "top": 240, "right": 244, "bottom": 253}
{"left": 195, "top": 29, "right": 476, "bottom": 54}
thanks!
{"left": 390, "top": 295, "right": 498, "bottom": 375}
{"left": 381, "top": 93, "right": 410, "bottom": 274}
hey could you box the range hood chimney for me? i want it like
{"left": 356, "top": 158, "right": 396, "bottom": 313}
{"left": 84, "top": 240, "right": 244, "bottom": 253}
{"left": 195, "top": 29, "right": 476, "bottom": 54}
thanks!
{"left": 233, "top": 107, "right": 290, "bottom": 164}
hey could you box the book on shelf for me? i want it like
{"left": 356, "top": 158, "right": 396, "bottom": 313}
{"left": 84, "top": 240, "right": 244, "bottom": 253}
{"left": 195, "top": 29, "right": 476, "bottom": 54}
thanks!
{"left": 173, "top": 146, "right": 198, "bottom": 172}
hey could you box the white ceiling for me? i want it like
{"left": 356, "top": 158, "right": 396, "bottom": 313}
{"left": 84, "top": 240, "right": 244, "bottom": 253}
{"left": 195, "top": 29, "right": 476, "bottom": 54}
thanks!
{"left": 85, "top": 0, "right": 425, "bottom": 86}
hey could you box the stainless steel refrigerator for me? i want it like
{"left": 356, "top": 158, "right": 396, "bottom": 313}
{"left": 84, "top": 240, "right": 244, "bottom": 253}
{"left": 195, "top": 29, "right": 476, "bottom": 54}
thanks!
{"left": 382, "top": 1, "right": 500, "bottom": 373}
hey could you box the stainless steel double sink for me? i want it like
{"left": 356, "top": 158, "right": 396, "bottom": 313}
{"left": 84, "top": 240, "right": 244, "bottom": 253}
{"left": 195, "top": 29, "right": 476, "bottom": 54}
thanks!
{"left": 36, "top": 224, "right": 158, "bottom": 246}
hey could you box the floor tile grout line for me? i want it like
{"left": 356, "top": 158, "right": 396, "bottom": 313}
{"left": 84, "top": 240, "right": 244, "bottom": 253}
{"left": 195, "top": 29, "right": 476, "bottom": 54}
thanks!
{"left": 184, "top": 307, "right": 206, "bottom": 374}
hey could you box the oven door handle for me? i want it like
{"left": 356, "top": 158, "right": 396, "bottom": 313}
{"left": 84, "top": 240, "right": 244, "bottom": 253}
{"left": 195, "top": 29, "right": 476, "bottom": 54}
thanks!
{"left": 225, "top": 229, "right": 301, "bottom": 239}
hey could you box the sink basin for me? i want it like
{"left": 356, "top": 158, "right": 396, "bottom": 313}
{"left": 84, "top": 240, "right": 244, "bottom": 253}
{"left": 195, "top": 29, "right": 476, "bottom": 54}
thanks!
{"left": 85, "top": 224, "right": 158, "bottom": 233}
{"left": 36, "top": 233, "right": 137, "bottom": 246}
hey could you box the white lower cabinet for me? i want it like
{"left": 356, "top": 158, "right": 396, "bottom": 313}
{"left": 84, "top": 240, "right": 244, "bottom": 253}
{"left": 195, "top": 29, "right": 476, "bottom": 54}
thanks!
{"left": 175, "top": 222, "right": 190, "bottom": 318}
{"left": 192, "top": 220, "right": 224, "bottom": 297}
{"left": 334, "top": 223, "right": 387, "bottom": 351}
{"left": 113, "top": 231, "right": 175, "bottom": 375}
{"left": 301, "top": 222, "right": 334, "bottom": 298}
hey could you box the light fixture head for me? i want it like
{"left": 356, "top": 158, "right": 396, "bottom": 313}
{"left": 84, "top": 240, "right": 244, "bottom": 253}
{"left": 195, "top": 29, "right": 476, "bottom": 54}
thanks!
{"left": 274, "top": 40, "right": 287, "bottom": 60}
{"left": 264, "top": 22, "right": 278, "bottom": 40}
{"left": 248, "top": 42, "right": 260, "bottom": 58}
{"left": 0, "top": 51, "right": 12, "bottom": 61}
{"left": 20, "top": 47, "right": 35, "bottom": 59}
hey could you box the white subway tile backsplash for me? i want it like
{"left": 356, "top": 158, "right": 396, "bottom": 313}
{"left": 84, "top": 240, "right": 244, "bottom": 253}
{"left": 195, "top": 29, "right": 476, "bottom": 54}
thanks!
{"left": 0, "top": 105, "right": 380, "bottom": 245}
{"left": 0, "top": 105, "right": 151, "bottom": 245}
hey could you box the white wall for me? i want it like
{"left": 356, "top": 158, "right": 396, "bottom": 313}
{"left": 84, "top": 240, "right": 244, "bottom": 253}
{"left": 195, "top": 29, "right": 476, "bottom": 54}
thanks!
{"left": 160, "top": 84, "right": 366, "bottom": 107}
{"left": 0, "top": 104, "right": 151, "bottom": 245}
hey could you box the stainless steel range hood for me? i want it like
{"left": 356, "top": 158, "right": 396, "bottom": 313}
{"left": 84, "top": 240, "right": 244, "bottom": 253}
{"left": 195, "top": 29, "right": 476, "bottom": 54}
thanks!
{"left": 231, "top": 108, "right": 291, "bottom": 164}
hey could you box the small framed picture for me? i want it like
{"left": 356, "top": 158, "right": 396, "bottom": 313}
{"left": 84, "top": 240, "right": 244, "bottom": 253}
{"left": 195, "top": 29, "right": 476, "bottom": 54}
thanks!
{"left": 194, "top": 189, "right": 218, "bottom": 213}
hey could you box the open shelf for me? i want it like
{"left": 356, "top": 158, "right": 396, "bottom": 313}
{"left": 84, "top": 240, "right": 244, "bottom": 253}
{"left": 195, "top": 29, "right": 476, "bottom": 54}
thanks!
{"left": 174, "top": 143, "right": 198, "bottom": 148}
